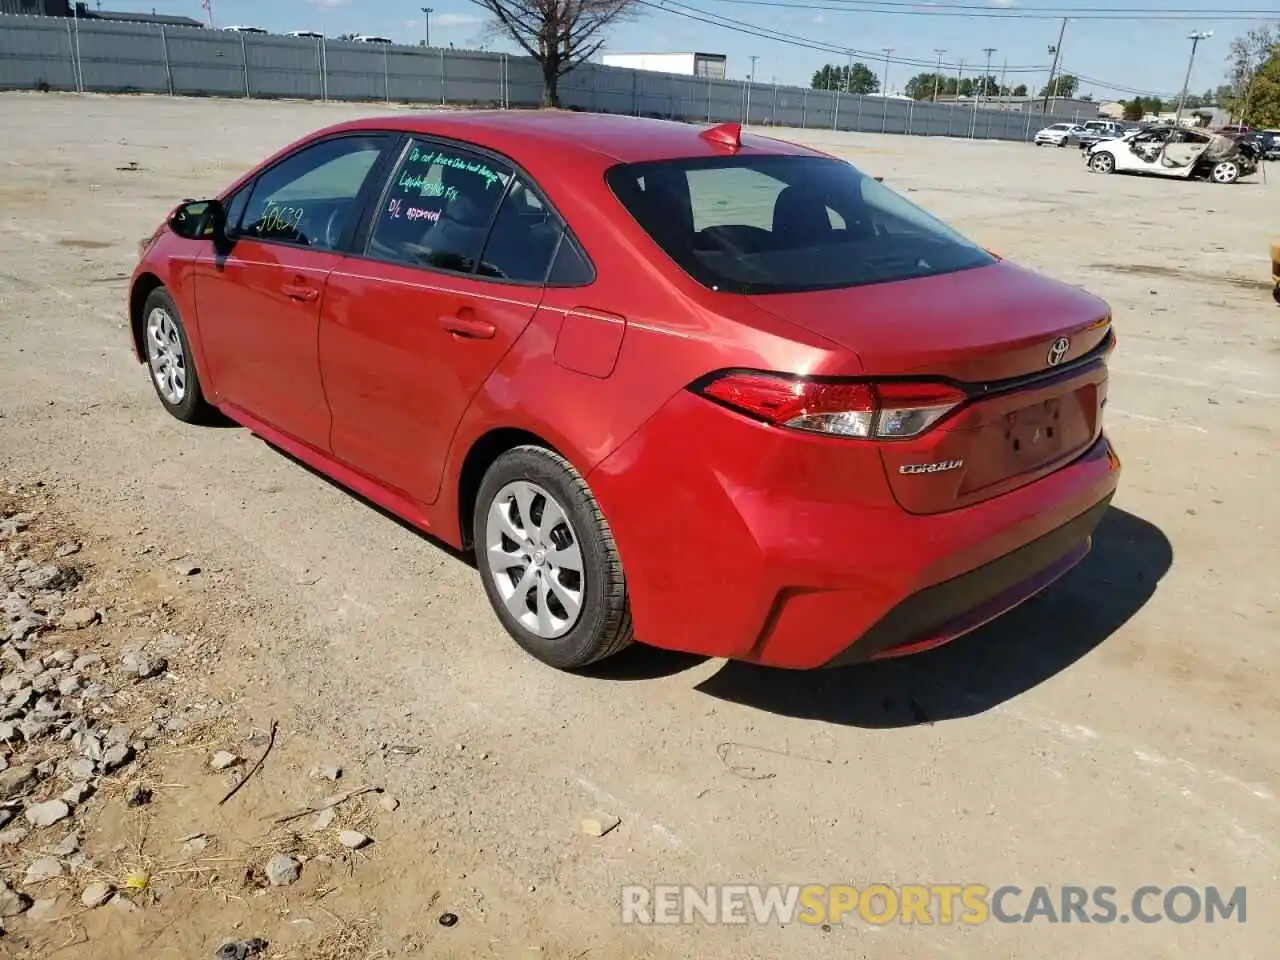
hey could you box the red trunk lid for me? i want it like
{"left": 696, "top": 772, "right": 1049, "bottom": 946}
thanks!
{"left": 750, "top": 261, "right": 1113, "bottom": 514}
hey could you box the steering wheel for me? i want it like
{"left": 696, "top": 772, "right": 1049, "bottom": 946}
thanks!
{"left": 323, "top": 207, "right": 345, "bottom": 250}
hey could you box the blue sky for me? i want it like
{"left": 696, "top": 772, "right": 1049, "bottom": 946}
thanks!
{"left": 105, "top": 0, "right": 1273, "bottom": 100}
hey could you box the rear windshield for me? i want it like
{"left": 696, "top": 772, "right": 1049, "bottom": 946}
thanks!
{"left": 604, "top": 154, "right": 995, "bottom": 295}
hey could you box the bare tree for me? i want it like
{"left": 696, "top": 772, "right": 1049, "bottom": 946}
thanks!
{"left": 469, "top": 0, "right": 637, "bottom": 107}
{"left": 1225, "top": 25, "right": 1277, "bottom": 121}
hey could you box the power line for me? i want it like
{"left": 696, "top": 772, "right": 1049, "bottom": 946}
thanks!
{"left": 697, "top": 0, "right": 1278, "bottom": 20}
{"left": 640, "top": 0, "right": 1187, "bottom": 98}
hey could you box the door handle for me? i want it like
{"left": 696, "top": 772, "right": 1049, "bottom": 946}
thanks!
{"left": 439, "top": 314, "right": 496, "bottom": 340}
{"left": 282, "top": 282, "right": 319, "bottom": 302}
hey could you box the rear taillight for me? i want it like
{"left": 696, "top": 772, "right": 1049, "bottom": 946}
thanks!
{"left": 693, "top": 371, "right": 966, "bottom": 440}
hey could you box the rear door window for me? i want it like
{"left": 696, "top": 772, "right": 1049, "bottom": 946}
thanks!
{"left": 367, "top": 140, "right": 512, "bottom": 275}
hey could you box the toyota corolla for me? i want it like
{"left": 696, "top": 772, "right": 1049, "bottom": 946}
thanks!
{"left": 129, "top": 112, "right": 1120, "bottom": 670}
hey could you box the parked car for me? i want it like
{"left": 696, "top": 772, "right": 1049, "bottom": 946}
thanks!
{"left": 1068, "top": 119, "right": 1127, "bottom": 149}
{"left": 353, "top": 35, "right": 393, "bottom": 44}
{"left": 1085, "top": 124, "right": 1259, "bottom": 183}
{"left": 1034, "top": 122, "right": 1086, "bottom": 147}
{"left": 285, "top": 31, "right": 325, "bottom": 39}
{"left": 129, "top": 114, "right": 1121, "bottom": 670}
{"left": 223, "top": 25, "right": 267, "bottom": 34}
{"left": 1248, "top": 129, "right": 1280, "bottom": 160}
{"left": 1214, "top": 124, "right": 1253, "bottom": 137}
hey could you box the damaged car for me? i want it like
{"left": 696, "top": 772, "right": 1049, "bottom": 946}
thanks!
{"left": 1085, "top": 125, "right": 1259, "bottom": 184}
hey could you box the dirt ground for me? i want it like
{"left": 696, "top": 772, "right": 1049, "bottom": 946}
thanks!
{"left": 0, "top": 91, "right": 1277, "bottom": 959}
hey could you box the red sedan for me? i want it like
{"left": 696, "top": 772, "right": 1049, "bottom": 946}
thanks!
{"left": 129, "top": 112, "right": 1120, "bottom": 670}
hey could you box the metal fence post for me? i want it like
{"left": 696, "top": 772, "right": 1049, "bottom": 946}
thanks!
{"left": 67, "top": 19, "right": 83, "bottom": 92}
{"left": 159, "top": 27, "right": 174, "bottom": 96}
{"left": 801, "top": 88, "right": 807, "bottom": 128}
{"left": 881, "top": 95, "right": 888, "bottom": 133}
{"left": 319, "top": 37, "right": 327, "bottom": 102}
{"left": 706, "top": 77, "right": 712, "bottom": 122}
{"left": 832, "top": 90, "right": 839, "bottom": 130}
{"left": 906, "top": 99, "right": 913, "bottom": 135}
{"left": 383, "top": 45, "right": 390, "bottom": 102}
{"left": 439, "top": 48, "right": 446, "bottom": 105}
{"left": 856, "top": 94, "right": 863, "bottom": 131}
{"left": 240, "top": 34, "right": 249, "bottom": 98}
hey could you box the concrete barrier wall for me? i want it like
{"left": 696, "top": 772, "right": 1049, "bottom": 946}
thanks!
{"left": 0, "top": 13, "right": 1098, "bottom": 140}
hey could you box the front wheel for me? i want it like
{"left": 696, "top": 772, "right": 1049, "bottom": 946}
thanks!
{"left": 1090, "top": 152, "right": 1116, "bottom": 175}
{"left": 141, "top": 287, "right": 217, "bottom": 423}
{"left": 475, "top": 445, "right": 633, "bottom": 670}
{"left": 1211, "top": 160, "right": 1240, "bottom": 184}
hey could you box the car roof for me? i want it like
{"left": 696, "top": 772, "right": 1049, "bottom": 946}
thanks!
{"left": 318, "top": 111, "right": 828, "bottom": 164}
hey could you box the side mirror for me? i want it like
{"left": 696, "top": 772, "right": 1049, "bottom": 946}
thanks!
{"left": 169, "top": 199, "right": 231, "bottom": 252}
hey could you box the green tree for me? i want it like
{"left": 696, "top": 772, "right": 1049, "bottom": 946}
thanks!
{"left": 1224, "top": 26, "right": 1277, "bottom": 118}
{"left": 1039, "top": 74, "right": 1080, "bottom": 98}
{"left": 1240, "top": 46, "right": 1280, "bottom": 127}
{"left": 904, "top": 71, "right": 947, "bottom": 100}
{"left": 1122, "top": 98, "right": 1145, "bottom": 121}
{"left": 810, "top": 61, "right": 879, "bottom": 94}
{"left": 1012, "top": 83, "right": 1028, "bottom": 97}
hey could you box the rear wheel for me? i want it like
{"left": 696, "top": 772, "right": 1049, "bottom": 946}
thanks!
{"left": 142, "top": 287, "right": 217, "bottom": 424}
{"left": 1211, "top": 160, "right": 1240, "bottom": 184}
{"left": 475, "top": 445, "right": 633, "bottom": 670}
{"left": 1090, "top": 152, "right": 1116, "bottom": 175}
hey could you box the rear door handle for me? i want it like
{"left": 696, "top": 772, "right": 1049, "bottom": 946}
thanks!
{"left": 439, "top": 314, "right": 496, "bottom": 340}
{"left": 282, "top": 282, "right": 319, "bottom": 302}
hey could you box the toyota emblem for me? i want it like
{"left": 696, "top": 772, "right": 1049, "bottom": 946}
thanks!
{"left": 1047, "top": 336, "right": 1070, "bottom": 366}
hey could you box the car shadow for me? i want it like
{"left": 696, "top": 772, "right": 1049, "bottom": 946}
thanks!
{"left": 690, "top": 506, "right": 1171, "bottom": 728}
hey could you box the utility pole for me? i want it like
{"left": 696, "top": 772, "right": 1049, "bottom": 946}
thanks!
{"left": 955, "top": 57, "right": 964, "bottom": 99}
{"left": 971, "top": 47, "right": 993, "bottom": 137}
{"left": 421, "top": 7, "right": 433, "bottom": 47}
{"left": 1041, "top": 17, "right": 1067, "bottom": 116}
{"left": 981, "top": 47, "right": 996, "bottom": 103}
{"left": 746, "top": 54, "right": 758, "bottom": 123}
{"left": 998, "top": 55, "right": 1008, "bottom": 106}
{"left": 881, "top": 47, "right": 893, "bottom": 96}
{"left": 932, "top": 48, "right": 946, "bottom": 101}
{"left": 844, "top": 52, "right": 852, "bottom": 92}
{"left": 1174, "top": 30, "right": 1212, "bottom": 128}
{"left": 201, "top": 0, "right": 214, "bottom": 29}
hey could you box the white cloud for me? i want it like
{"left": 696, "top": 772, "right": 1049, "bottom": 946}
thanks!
{"left": 305, "top": 0, "right": 350, "bottom": 7}
{"left": 814, "top": 13, "right": 825, "bottom": 24}
{"left": 989, "top": 0, "right": 1019, "bottom": 7}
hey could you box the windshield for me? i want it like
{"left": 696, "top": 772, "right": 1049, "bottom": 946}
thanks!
{"left": 604, "top": 154, "right": 995, "bottom": 295}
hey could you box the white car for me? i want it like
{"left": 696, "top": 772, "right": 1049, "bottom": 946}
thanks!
{"left": 1085, "top": 126, "right": 1258, "bottom": 184}
{"left": 1033, "top": 122, "right": 1084, "bottom": 147}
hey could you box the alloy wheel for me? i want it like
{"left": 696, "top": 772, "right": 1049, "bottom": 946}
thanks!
{"left": 1090, "top": 153, "right": 1114, "bottom": 174}
{"left": 484, "top": 480, "right": 585, "bottom": 639}
{"left": 1211, "top": 161, "right": 1239, "bottom": 184}
{"left": 145, "top": 306, "right": 186, "bottom": 405}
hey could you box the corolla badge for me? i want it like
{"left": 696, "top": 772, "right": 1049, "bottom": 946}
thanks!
{"left": 1047, "top": 336, "right": 1071, "bottom": 366}
{"left": 899, "top": 459, "right": 965, "bottom": 475}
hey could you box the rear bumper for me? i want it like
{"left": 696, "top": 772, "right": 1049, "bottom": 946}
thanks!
{"left": 587, "top": 391, "right": 1122, "bottom": 669}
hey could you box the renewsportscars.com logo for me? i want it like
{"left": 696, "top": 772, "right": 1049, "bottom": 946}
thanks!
{"left": 620, "top": 884, "right": 1247, "bottom": 926}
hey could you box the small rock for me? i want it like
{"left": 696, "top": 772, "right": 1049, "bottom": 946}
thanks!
{"left": 182, "top": 835, "right": 210, "bottom": 855}
{"left": 54, "top": 541, "right": 81, "bottom": 558}
{"left": 0, "top": 674, "right": 23, "bottom": 694}
{"left": 25, "top": 896, "right": 63, "bottom": 922}
{"left": 25, "top": 799, "right": 71, "bottom": 828}
{"left": 309, "top": 764, "right": 342, "bottom": 782}
{"left": 120, "top": 650, "right": 167, "bottom": 680}
{"left": 64, "top": 758, "right": 95, "bottom": 783}
{"left": 209, "top": 751, "right": 240, "bottom": 772}
{"left": 72, "top": 653, "right": 102, "bottom": 671}
{"left": 310, "top": 807, "right": 336, "bottom": 831}
{"left": 25, "top": 856, "right": 64, "bottom": 883}
{"left": 379, "top": 795, "right": 400, "bottom": 813}
{"left": 0, "top": 881, "right": 32, "bottom": 917}
{"left": 101, "top": 743, "right": 134, "bottom": 773}
{"left": 52, "top": 831, "right": 80, "bottom": 856}
{"left": 105, "top": 724, "right": 133, "bottom": 746}
{"left": 216, "top": 937, "right": 269, "bottom": 960}
{"left": 266, "top": 853, "right": 301, "bottom": 886}
{"left": 163, "top": 715, "right": 189, "bottom": 733}
{"left": 0, "top": 764, "right": 37, "bottom": 799}
{"left": 22, "top": 564, "right": 80, "bottom": 591}
{"left": 110, "top": 893, "right": 140, "bottom": 914}
{"left": 34, "top": 759, "right": 55, "bottom": 778}
{"left": 58, "top": 674, "right": 82, "bottom": 696}
{"left": 80, "top": 881, "right": 113, "bottom": 907}
{"left": 47, "top": 649, "right": 75, "bottom": 667}
{"left": 581, "top": 813, "right": 621, "bottom": 838}
{"left": 0, "top": 720, "right": 17, "bottom": 739}
{"left": 173, "top": 560, "right": 202, "bottom": 577}
{"left": 61, "top": 782, "right": 94, "bottom": 805}
{"left": 0, "top": 826, "right": 29, "bottom": 845}
{"left": 61, "top": 608, "right": 99, "bottom": 630}
{"left": 19, "top": 718, "right": 51, "bottom": 742}
{"left": 138, "top": 723, "right": 162, "bottom": 740}
{"left": 338, "top": 830, "right": 371, "bottom": 850}
{"left": 0, "top": 807, "right": 10, "bottom": 827}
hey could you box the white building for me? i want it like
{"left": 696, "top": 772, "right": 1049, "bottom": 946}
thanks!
{"left": 601, "top": 52, "right": 728, "bottom": 79}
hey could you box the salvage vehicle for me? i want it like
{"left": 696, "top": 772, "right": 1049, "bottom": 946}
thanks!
{"left": 1272, "top": 241, "right": 1280, "bottom": 304}
{"left": 1085, "top": 125, "right": 1259, "bottom": 183}
{"left": 129, "top": 114, "right": 1120, "bottom": 670}
{"left": 1069, "top": 119, "right": 1127, "bottom": 149}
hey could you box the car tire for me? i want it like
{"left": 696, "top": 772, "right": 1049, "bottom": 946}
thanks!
{"left": 474, "top": 445, "right": 633, "bottom": 670}
{"left": 1090, "top": 152, "right": 1116, "bottom": 175}
{"left": 141, "top": 287, "right": 217, "bottom": 424}
{"left": 1210, "top": 160, "right": 1240, "bottom": 184}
